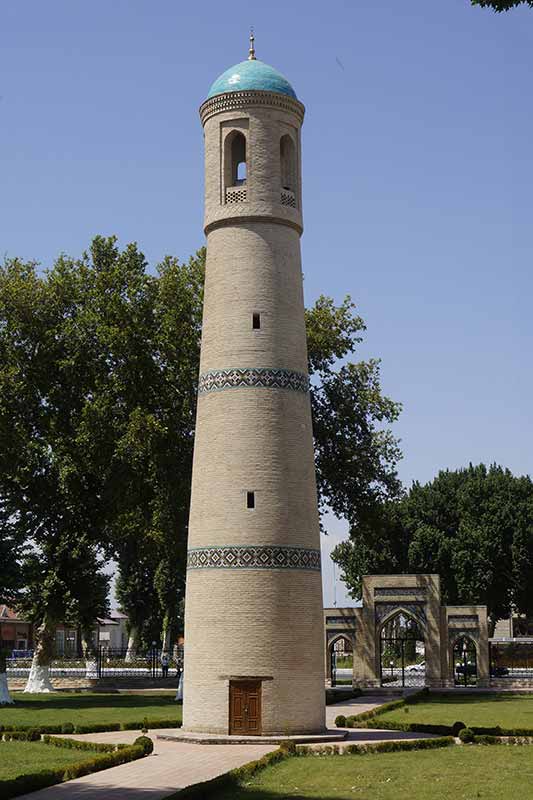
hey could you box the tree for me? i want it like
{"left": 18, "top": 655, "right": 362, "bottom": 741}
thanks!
{"left": 81, "top": 243, "right": 203, "bottom": 653}
{"left": 333, "top": 464, "right": 533, "bottom": 629}
{"left": 1, "top": 238, "right": 401, "bottom": 664}
{"left": 471, "top": 1, "right": 533, "bottom": 10}
{"left": 306, "top": 296, "right": 403, "bottom": 528}
{"left": 0, "top": 502, "right": 25, "bottom": 609}
{"left": 0, "top": 255, "right": 111, "bottom": 690}
{"left": 97, "top": 254, "right": 400, "bottom": 650}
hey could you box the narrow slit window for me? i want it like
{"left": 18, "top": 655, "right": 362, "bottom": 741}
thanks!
{"left": 252, "top": 313, "right": 261, "bottom": 330}
{"left": 246, "top": 491, "right": 255, "bottom": 509}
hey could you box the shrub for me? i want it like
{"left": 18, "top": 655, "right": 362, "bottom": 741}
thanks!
{"left": 473, "top": 734, "right": 500, "bottom": 745}
{"left": 61, "top": 722, "right": 75, "bottom": 734}
{"left": 458, "top": 727, "right": 475, "bottom": 743}
{"left": 452, "top": 721, "right": 468, "bottom": 737}
{"left": 134, "top": 736, "right": 154, "bottom": 755}
{"left": 334, "top": 715, "right": 346, "bottom": 728}
{"left": 279, "top": 740, "right": 296, "bottom": 755}
{"left": 2, "top": 729, "right": 41, "bottom": 742}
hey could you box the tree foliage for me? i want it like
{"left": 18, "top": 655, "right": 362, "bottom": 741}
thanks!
{"left": 0, "top": 253, "right": 111, "bottom": 664}
{"left": 0, "top": 237, "right": 402, "bottom": 654}
{"left": 306, "top": 296, "right": 403, "bottom": 527}
{"left": 471, "top": 0, "right": 533, "bottom": 10}
{"left": 333, "top": 464, "right": 533, "bottom": 626}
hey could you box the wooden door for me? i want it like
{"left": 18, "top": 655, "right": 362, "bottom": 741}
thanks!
{"left": 229, "top": 680, "right": 262, "bottom": 735}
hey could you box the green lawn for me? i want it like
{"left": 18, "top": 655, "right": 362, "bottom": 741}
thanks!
{"left": 210, "top": 746, "right": 533, "bottom": 799}
{"left": 0, "top": 740, "right": 104, "bottom": 782}
{"left": 379, "top": 693, "right": 533, "bottom": 729}
{"left": 1, "top": 692, "right": 181, "bottom": 729}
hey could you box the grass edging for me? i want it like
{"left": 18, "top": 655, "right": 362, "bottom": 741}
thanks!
{"left": 0, "top": 737, "right": 150, "bottom": 800}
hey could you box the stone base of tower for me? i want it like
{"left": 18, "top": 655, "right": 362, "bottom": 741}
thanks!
{"left": 159, "top": 730, "right": 346, "bottom": 746}
{"left": 182, "top": 671, "right": 326, "bottom": 736}
{"left": 182, "top": 570, "right": 326, "bottom": 736}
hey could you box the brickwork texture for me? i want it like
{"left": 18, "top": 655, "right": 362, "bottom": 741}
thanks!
{"left": 182, "top": 85, "right": 325, "bottom": 734}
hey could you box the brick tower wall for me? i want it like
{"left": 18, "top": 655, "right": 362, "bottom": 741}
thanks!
{"left": 182, "top": 91, "right": 325, "bottom": 735}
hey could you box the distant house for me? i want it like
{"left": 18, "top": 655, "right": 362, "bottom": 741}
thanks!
{"left": 0, "top": 606, "right": 129, "bottom": 655}
{"left": 93, "top": 611, "right": 129, "bottom": 651}
{"left": 494, "top": 614, "right": 533, "bottom": 638}
{"left": 0, "top": 606, "right": 32, "bottom": 653}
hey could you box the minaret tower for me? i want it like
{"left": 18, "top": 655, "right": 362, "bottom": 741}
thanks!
{"left": 183, "top": 35, "right": 325, "bottom": 736}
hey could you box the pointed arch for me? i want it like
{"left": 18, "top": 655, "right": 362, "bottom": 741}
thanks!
{"left": 280, "top": 134, "right": 296, "bottom": 192}
{"left": 224, "top": 130, "right": 247, "bottom": 189}
{"left": 451, "top": 634, "right": 478, "bottom": 686}
{"left": 378, "top": 606, "right": 426, "bottom": 639}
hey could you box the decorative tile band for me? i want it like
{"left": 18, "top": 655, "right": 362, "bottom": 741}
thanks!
{"left": 187, "top": 545, "right": 321, "bottom": 572}
{"left": 198, "top": 367, "right": 309, "bottom": 395}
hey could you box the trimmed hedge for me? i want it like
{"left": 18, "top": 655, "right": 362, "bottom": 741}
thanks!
{"left": 1, "top": 731, "right": 41, "bottom": 742}
{"left": 73, "top": 723, "right": 121, "bottom": 734}
{"left": 121, "top": 718, "right": 181, "bottom": 731}
{"left": 0, "top": 724, "right": 63, "bottom": 735}
{"left": 0, "top": 739, "right": 149, "bottom": 800}
{"left": 0, "top": 718, "right": 181, "bottom": 735}
{"left": 312, "top": 736, "right": 455, "bottom": 756}
{"left": 41, "top": 735, "right": 122, "bottom": 753}
{"left": 471, "top": 725, "right": 533, "bottom": 737}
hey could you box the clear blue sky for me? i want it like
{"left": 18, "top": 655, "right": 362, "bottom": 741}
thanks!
{"left": 2, "top": 1, "right": 532, "bottom": 605}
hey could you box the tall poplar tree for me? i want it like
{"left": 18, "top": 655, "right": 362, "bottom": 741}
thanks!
{"left": 0, "top": 255, "right": 110, "bottom": 690}
{"left": 1, "top": 237, "right": 401, "bottom": 664}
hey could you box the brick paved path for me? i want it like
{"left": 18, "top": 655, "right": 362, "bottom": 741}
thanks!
{"left": 16, "top": 729, "right": 276, "bottom": 800}
{"left": 325, "top": 694, "right": 439, "bottom": 750}
{"left": 19, "top": 697, "right": 431, "bottom": 798}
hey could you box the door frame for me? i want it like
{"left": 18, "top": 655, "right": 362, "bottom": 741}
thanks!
{"left": 229, "top": 679, "right": 262, "bottom": 736}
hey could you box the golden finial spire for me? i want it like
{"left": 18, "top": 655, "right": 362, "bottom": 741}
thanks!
{"left": 248, "top": 27, "right": 256, "bottom": 60}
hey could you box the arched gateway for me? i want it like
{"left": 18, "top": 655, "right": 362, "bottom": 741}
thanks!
{"left": 324, "top": 574, "right": 490, "bottom": 688}
{"left": 379, "top": 609, "right": 426, "bottom": 688}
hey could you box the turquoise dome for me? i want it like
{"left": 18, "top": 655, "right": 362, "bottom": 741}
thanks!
{"left": 207, "top": 59, "right": 297, "bottom": 100}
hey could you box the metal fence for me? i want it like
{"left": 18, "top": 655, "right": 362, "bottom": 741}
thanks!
{"left": 7, "top": 646, "right": 184, "bottom": 681}
{"left": 380, "top": 636, "right": 426, "bottom": 688}
{"left": 490, "top": 639, "right": 533, "bottom": 679}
